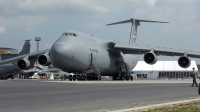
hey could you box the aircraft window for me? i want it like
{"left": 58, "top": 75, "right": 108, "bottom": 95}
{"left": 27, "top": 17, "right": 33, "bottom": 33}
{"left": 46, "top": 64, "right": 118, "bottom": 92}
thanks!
{"left": 65, "top": 33, "right": 77, "bottom": 37}
{"left": 73, "top": 33, "right": 77, "bottom": 37}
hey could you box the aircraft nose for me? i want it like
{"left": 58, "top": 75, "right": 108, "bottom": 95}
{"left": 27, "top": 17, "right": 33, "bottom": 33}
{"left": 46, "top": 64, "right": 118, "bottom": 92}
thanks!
{"left": 50, "top": 42, "right": 67, "bottom": 68}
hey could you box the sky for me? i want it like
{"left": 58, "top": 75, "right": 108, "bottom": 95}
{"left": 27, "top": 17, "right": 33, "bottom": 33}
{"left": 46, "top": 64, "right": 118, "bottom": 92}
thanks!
{"left": 0, "top": 0, "right": 200, "bottom": 63}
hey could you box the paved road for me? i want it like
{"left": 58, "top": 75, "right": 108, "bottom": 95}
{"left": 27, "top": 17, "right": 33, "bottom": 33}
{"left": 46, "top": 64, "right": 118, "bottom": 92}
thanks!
{"left": 0, "top": 80, "right": 199, "bottom": 112}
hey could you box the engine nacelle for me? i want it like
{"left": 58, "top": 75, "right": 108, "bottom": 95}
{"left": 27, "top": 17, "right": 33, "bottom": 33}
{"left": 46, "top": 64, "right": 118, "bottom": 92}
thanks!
{"left": 178, "top": 56, "right": 191, "bottom": 68}
{"left": 144, "top": 52, "right": 157, "bottom": 64}
{"left": 17, "top": 59, "right": 31, "bottom": 70}
{"left": 38, "top": 54, "right": 51, "bottom": 66}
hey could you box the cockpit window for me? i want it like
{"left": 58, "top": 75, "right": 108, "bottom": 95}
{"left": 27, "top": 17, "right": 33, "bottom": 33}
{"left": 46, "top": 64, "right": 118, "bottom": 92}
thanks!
{"left": 73, "top": 33, "right": 77, "bottom": 37}
{"left": 69, "top": 33, "right": 72, "bottom": 36}
{"left": 65, "top": 33, "right": 77, "bottom": 37}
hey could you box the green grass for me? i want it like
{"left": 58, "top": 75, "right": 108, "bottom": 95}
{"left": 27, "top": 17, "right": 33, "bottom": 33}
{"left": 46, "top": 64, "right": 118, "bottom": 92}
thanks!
{"left": 135, "top": 100, "right": 200, "bottom": 112}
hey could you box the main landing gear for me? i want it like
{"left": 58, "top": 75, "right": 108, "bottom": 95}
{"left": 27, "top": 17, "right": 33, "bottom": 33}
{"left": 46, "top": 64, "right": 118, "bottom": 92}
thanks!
{"left": 68, "top": 74, "right": 101, "bottom": 81}
{"left": 113, "top": 62, "right": 133, "bottom": 81}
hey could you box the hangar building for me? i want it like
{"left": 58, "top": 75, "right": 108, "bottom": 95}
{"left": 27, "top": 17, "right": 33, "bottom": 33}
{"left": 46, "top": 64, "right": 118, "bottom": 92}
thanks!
{"left": 0, "top": 47, "right": 19, "bottom": 61}
{"left": 132, "top": 61, "right": 198, "bottom": 79}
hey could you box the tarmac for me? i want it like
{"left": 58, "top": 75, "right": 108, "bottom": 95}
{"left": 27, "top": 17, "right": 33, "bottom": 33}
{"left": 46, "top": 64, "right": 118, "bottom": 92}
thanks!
{"left": 0, "top": 79, "right": 199, "bottom": 112}
{"left": 49, "top": 79, "right": 196, "bottom": 84}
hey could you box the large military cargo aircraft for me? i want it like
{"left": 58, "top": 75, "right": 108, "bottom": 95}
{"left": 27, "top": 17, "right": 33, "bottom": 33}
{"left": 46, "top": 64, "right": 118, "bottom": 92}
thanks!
{"left": 1, "top": 18, "right": 200, "bottom": 81}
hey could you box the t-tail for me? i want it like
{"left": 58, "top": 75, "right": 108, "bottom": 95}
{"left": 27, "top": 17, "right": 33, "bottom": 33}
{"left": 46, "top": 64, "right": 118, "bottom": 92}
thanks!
{"left": 19, "top": 40, "right": 31, "bottom": 55}
{"left": 107, "top": 18, "right": 169, "bottom": 43}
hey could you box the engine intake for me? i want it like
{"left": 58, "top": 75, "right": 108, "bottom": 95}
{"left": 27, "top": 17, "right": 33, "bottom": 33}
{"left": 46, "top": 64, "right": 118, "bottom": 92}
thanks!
{"left": 17, "top": 59, "right": 31, "bottom": 70}
{"left": 38, "top": 54, "right": 51, "bottom": 66}
{"left": 178, "top": 56, "right": 191, "bottom": 68}
{"left": 144, "top": 52, "right": 157, "bottom": 64}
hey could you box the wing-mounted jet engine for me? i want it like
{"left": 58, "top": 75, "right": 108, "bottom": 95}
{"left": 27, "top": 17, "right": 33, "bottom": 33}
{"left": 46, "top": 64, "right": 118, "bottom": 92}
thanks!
{"left": 144, "top": 49, "right": 157, "bottom": 64}
{"left": 178, "top": 53, "right": 191, "bottom": 68}
{"left": 38, "top": 51, "right": 51, "bottom": 66}
{"left": 17, "top": 56, "right": 32, "bottom": 70}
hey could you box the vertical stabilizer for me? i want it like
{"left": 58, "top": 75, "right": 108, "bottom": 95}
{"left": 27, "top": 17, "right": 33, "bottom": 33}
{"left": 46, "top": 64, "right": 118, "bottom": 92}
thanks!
{"left": 107, "top": 18, "right": 169, "bottom": 43}
{"left": 19, "top": 40, "right": 31, "bottom": 55}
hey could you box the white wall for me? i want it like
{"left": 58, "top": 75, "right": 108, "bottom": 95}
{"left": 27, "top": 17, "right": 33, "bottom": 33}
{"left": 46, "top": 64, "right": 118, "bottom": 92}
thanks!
{"left": 153, "top": 71, "right": 159, "bottom": 79}
{"left": 132, "top": 61, "right": 198, "bottom": 71}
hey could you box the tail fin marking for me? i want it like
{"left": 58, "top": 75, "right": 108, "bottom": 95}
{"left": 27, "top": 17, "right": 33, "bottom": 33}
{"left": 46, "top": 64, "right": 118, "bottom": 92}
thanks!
{"left": 19, "top": 40, "right": 31, "bottom": 55}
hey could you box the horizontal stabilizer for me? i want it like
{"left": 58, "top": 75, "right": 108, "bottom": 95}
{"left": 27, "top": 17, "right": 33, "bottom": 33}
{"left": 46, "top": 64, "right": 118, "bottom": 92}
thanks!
{"left": 107, "top": 18, "right": 169, "bottom": 43}
{"left": 107, "top": 18, "right": 169, "bottom": 26}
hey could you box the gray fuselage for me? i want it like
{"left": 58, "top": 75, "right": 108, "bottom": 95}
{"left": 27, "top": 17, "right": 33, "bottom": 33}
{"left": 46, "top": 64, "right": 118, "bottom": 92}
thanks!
{"left": 50, "top": 30, "right": 139, "bottom": 76}
{"left": 0, "top": 40, "right": 31, "bottom": 77}
{"left": 0, "top": 64, "right": 19, "bottom": 76}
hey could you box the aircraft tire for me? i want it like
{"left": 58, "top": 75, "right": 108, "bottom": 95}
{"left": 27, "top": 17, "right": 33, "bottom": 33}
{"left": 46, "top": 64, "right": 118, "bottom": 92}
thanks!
{"left": 130, "top": 76, "right": 133, "bottom": 81}
{"left": 73, "top": 75, "right": 76, "bottom": 81}
{"left": 92, "top": 76, "right": 95, "bottom": 80}
{"left": 68, "top": 75, "right": 72, "bottom": 81}
{"left": 125, "top": 76, "right": 129, "bottom": 81}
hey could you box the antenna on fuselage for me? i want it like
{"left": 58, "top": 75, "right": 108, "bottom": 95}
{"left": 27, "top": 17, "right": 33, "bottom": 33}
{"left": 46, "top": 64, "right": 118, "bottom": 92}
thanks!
{"left": 107, "top": 18, "right": 169, "bottom": 44}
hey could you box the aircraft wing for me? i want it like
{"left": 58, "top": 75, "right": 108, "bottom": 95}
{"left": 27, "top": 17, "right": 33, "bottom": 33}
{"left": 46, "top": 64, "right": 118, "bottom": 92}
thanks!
{"left": 20, "top": 70, "right": 38, "bottom": 74}
{"left": 40, "top": 69, "right": 61, "bottom": 73}
{"left": 114, "top": 43, "right": 200, "bottom": 58}
{"left": 22, "top": 69, "right": 60, "bottom": 74}
{"left": 0, "top": 49, "right": 50, "bottom": 65}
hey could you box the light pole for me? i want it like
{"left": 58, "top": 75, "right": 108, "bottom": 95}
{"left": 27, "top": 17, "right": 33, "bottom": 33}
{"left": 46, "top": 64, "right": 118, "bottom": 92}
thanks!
{"left": 35, "top": 37, "right": 41, "bottom": 66}
{"left": 35, "top": 37, "right": 41, "bottom": 52}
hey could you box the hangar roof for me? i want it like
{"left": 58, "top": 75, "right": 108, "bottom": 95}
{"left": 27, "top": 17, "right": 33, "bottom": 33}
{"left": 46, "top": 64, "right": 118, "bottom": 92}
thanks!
{"left": 133, "top": 61, "right": 198, "bottom": 71}
{"left": 0, "top": 47, "right": 19, "bottom": 54}
{"left": 0, "top": 47, "right": 17, "bottom": 50}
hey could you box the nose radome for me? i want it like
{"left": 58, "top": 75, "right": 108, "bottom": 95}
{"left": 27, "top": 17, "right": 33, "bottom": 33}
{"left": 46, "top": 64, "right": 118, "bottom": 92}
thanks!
{"left": 50, "top": 43, "right": 64, "bottom": 56}
{"left": 50, "top": 43, "right": 66, "bottom": 67}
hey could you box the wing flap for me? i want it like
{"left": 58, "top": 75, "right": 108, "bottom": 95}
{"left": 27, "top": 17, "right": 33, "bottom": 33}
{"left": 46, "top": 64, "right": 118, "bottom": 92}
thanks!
{"left": 114, "top": 43, "right": 200, "bottom": 58}
{"left": 107, "top": 18, "right": 169, "bottom": 26}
